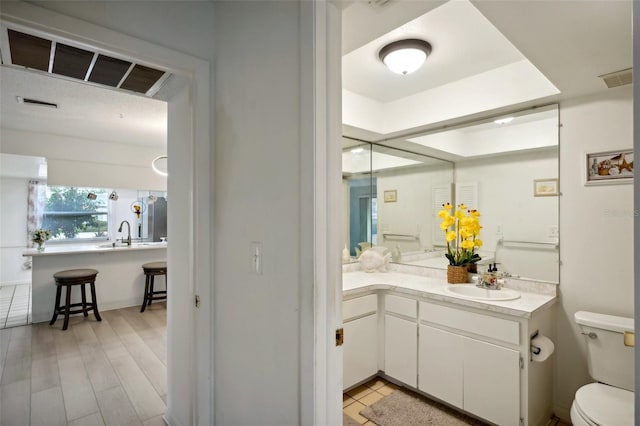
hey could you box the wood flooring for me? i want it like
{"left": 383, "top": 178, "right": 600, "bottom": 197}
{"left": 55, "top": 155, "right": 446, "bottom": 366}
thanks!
{"left": 0, "top": 303, "right": 167, "bottom": 426}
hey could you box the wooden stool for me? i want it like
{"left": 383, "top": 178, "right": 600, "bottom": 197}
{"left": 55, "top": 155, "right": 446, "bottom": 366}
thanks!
{"left": 141, "top": 261, "right": 167, "bottom": 312}
{"left": 49, "top": 268, "right": 101, "bottom": 330}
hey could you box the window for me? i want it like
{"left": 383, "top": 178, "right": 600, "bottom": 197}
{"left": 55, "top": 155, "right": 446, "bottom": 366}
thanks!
{"left": 43, "top": 186, "right": 109, "bottom": 241}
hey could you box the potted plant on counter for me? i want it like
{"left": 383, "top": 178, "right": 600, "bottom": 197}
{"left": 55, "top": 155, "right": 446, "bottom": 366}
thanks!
{"left": 32, "top": 228, "right": 51, "bottom": 252}
{"left": 438, "top": 203, "right": 482, "bottom": 283}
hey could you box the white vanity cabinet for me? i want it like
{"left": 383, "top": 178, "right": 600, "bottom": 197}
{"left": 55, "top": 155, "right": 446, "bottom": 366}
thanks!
{"left": 343, "top": 294, "right": 378, "bottom": 389}
{"left": 384, "top": 295, "right": 418, "bottom": 387}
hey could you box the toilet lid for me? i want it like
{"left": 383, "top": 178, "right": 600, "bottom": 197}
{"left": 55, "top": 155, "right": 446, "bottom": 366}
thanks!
{"left": 574, "top": 383, "right": 634, "bottom": 426}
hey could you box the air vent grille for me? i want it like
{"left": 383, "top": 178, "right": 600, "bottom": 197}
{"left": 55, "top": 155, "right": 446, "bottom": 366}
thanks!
{"left": 599, "top": 68, "right": 632, "bottom": 89}
{"left": 4, "top": 28, "right": 168, "bottom": 97}
{"left": 16, "top": 96, "right": 58, "bottom": 108}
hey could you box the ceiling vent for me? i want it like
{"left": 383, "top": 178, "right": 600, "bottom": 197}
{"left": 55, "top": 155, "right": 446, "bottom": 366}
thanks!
{"left": 4, "top": 29, "right": 169, "bottom": 97}
{"left": 599, "top": 68, "right": 632, "bottom": 89}
{"left": 16, "top": 96, "right": 58, "bottom": 109}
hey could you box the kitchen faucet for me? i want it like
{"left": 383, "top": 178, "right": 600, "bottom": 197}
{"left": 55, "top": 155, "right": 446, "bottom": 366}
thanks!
{"left": 118, "top": 220, "right": 131, "bottom": 246}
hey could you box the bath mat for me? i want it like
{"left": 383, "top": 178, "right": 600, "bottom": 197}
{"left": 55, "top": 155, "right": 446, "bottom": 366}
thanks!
{"left": 360, "top": 389, "right": 488, "bottom": 426}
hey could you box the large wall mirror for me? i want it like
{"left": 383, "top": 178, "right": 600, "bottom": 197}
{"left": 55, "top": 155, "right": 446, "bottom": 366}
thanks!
{"left": 342, "top": 104, "right": 559, "bottom": 283}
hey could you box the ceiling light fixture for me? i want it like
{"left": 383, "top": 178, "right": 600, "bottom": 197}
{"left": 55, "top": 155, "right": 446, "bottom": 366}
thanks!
{"left": 379, "top": 39, "right": 432, "bottom": 75}
{"left": 494, "top": 117, "right": 514, "bottom": 125}
{"left": 152, "top": 155, "right": 168, "bottom": 176}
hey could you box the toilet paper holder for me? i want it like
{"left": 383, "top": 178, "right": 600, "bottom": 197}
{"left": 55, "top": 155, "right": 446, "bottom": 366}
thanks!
{"left": 530, "top": 330, "right": 541, "bottom": 356}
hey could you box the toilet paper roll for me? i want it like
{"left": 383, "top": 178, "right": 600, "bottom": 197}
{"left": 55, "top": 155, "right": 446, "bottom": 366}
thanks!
{"left": 531, "top": 334, "right": 555, "bottom": 362}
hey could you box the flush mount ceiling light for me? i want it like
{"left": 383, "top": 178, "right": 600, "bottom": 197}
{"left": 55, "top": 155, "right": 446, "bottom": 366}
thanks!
{"left": 379, "top": 39, "right": 432, "bottom": 75}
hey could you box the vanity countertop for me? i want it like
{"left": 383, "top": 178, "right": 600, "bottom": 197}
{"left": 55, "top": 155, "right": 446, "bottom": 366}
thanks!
{"left": 343, "top": 271, "right": 557, "bottom": 319}
{"left": 24, "top": 242, "right": 167, "bottom": 257}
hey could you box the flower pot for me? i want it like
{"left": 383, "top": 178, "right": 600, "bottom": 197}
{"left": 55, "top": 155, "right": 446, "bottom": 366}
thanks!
{"left": 36, "top": 242, "right": 45, "bottom": 252}
{"left": 447, "top": 265, "right": 468, "bottom": 284}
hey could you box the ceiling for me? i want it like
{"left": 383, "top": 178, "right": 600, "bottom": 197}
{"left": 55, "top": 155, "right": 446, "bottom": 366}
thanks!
{"left": 342, "top": 0, "right": 632, "bottom": 141}
{"left": 0, "top": 1, "right": 632, "bottom": 152}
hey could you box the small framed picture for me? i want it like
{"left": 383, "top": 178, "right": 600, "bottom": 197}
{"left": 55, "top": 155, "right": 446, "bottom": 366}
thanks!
{"left": 383, "top": 190, "right": 397, "bottom": 203}
{"left": 534, "top": 178, "right": 558, "bottom": 197}
{"left": 585, "top": 149, "right": 634, "bottom": 185}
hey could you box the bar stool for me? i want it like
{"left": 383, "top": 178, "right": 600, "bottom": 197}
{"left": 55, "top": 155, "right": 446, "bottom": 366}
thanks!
{"left": 141, "top": 261, "right": 167, "bottom": 312}
{"left": 50, "top": 268, "right": 102, "bottom": 330}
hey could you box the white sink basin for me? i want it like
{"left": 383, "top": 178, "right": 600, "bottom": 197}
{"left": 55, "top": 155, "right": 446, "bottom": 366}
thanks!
{"left": 445, "top": 285, "right": 520, "bottom": 301}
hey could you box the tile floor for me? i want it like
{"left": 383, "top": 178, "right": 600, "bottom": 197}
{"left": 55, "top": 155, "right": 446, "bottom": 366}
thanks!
{"left": 0, "top": 302, "right": 167, "bottom": 425}
{"left": 343, "top": 377, "right": 572, "bottom": 426}
{"left": 0, "top": 283, "right": 32, "bottom": 329}
{"left": 343, "top": 377, "right": 399, "bottom": 425}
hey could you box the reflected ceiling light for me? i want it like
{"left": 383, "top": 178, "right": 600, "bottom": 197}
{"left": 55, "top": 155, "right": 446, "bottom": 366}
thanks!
{"left": 152, "top": 155, "right": 168, "bottom": 176}
{"left": 494, "top": 117, "right": 514, "bottom": 125}
{"left": 379, "top": 39, "right": 432, "bottom": 75}
{"left": 351, "top": 147, "right": 364, "bottom": 154}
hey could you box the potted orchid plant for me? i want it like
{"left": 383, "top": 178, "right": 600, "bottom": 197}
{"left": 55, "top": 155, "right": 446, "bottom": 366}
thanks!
{"left": 438, "top": 203, "right": 482, "bottom": 283}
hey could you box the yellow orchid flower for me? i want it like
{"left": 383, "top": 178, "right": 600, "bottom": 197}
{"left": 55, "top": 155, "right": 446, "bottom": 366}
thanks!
{"left": 443, "top": 202, "right": 453, "bottom": 210}
{"left": 440, "top": 221, "right": 450, "bottom": 231}
{"left": 461, "top": 240, "right": 475, "bottom": 249}
{"left": 437, "top": 209, "right": 450, "bottom": 219}
{"left": 474, "top": 239, "right": 483, "bottom": 247}
{"left": 458, "top": 203, "right": 467, "bottom": 210}
{"left": 445, "top": 231, "right": 457, "bottom": 242}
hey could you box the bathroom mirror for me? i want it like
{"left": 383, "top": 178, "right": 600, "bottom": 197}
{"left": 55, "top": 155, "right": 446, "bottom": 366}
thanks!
{"left": 343, "top": 105, "right": 560, "bottom": 283}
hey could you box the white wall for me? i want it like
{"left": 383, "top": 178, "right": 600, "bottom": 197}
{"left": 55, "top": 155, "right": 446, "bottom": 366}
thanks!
{"left": 0, "top": 128, "right": 167, "bottom": 191}
{"left": 0, "top": 177, "right": 31, "bottom": 285}
{"left": 214, "top": 2, "right": 318, "bottom": 424}
{"left": 456, "top": 149, "right": 559, "bottom": 282}
{"left": 554, "top": 86, "right": 634, "bottom": 420}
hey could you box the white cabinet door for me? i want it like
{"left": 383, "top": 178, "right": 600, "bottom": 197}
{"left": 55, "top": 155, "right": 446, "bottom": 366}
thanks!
{"left": 464, "top": 337, "right": 520, "bottom": 426}
{"left": 418, "top": 324, "right": 463, "bottom": 409}
{"left": 343, "top": 314, "right": 378, "bottom": 389}
{"left": 384, "top": 314, "right": 417, "bottom": 387}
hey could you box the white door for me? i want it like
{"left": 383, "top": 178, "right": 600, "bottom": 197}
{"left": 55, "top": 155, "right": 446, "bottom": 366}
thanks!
{"left": 464, "top": 337, "right": 520, "bottom": 426}
{"left": 418, "top": 324, "right": 464, "bottom": 408}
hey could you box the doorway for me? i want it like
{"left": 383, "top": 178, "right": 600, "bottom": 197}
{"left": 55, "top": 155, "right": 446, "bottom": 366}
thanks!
{"left": 0, "top": 3, "right": 212, "bottom": 425}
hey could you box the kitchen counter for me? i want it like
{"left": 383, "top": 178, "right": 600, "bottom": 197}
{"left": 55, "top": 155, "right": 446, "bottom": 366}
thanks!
{"left": 25, "top": 242, "right": 167, "bottom": 323}
{"left": 343, "top": 270, "right": 557, "bottom": 318}
{"left": 24, "top": 241, "right": 167, "bottom": 257}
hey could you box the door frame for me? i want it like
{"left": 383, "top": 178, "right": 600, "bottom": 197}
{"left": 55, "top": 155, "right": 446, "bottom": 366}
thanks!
{"left": 0, "top": 3, "right": 212, "bottom": 425}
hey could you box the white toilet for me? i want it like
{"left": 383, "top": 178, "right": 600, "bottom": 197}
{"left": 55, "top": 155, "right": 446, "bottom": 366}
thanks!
{"left": 571, "top": 311, "right": 634, "bottom": 426}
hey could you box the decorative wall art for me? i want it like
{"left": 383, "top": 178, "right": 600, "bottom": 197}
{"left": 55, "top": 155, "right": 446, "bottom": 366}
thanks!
{"left": 534, "top": 178, "right": 559, "bottom": 197}
{"left": 585, "top": 149, "right": 634, "bottom": 185}
{"left": 383, "top": 190, "right": 397, "bottom": 203}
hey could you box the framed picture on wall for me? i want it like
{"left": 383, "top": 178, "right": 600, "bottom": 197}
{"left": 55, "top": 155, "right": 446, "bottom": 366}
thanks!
{"left": 383, "top": 190, "right": 397, "bottom": 203}
{"left": 585, "top": 149, "right": 634, "bottom": 185}
{"left": 534, "top": 178, "right": 559, "bottom": 196}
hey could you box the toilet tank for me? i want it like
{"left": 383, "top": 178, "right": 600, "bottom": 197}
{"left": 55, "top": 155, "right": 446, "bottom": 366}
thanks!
{"left": 575, "top": 311, "right": 634, "bottom": 391}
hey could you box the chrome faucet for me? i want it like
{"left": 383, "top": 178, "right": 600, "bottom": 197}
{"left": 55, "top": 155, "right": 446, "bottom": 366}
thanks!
{"left": 118, "top": 220, "right": 131, "bottom": 246}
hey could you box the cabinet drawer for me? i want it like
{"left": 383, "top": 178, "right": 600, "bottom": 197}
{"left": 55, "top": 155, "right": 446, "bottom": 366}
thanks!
{"left": 385, "top": 294, "right": 417, "bottom": 318}
{"left": 343, "top": 294, "right": 377, "bottom": 321}
{"left": 419, "top": 301, "right": 519, "bottom": 345}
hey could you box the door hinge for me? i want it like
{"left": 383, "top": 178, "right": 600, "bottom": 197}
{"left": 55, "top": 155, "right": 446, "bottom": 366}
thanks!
{"left": 195, "top": 295, "right": 201, "bottom": 308}
{"left": 520, "top": 355, "right": 524, "bottom": 369}
{"left": 336, "top": 327, "right": 344, "bottom": 346}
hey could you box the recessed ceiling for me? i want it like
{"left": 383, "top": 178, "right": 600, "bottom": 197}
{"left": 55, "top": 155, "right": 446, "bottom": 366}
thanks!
{"left": 341, "top": 0, "right": 632, "bottom": 142}
{"left": 2, "top": 27, "right": 169, "bottom": 97}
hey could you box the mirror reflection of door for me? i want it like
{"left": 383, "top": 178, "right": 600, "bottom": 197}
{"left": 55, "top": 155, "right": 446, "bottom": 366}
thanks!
{"left": 349, "top": 178, "right": 377, "bottom": 256}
